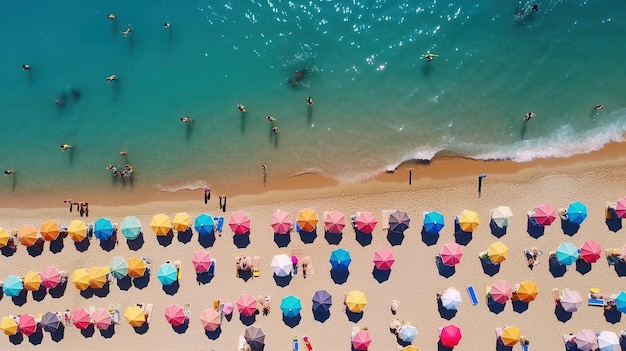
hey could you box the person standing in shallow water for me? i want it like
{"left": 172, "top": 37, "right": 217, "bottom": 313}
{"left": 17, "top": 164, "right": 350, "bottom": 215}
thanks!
{"left": 203, "top": 187, "right": 211, "bottom": 204}
{"left": 306, "top": 96, "right": 313, "bottom": 106}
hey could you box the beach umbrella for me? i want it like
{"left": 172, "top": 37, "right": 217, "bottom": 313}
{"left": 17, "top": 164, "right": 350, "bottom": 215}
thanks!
{"left": 580, "top": 240, "right": 601, "bottom": 264}
{"left": 271, "top": 253, "right": 293, "bottom": 277}
{"left": 2, "top": 275, "right": 23, "bottom": 297}
{"left": 17, "top": 314, "right": 37, "bottom": 336}
{"left": 23, "top": 271, "right": 41, "bottom": 291}
{"left": 200, "top": 309, "right": 220, "bottom": 331}
{"left": 440, "top": 288, "right": 462, "bottom": 310}
{"left": 124, "top": 306, "right": 146, "bottom": 327}
{"left": 88, "top": 266, "right": 109, "bottom": 289}
{"left": 312, "top": 289, "right": 332, "bottom": 313}
{"left": 423, "top": 211, "right": 445, "bottom": 233}
{"left": 501, "top": 326, "right": 521, "bottom": 346}
{"left": 94, "top": 217, "right": 114, "bottom": 240}
{"left": 1, "top": 316, "right": 18, "bottom": 336}
{"left": 355, "top": 211, "right": 377, "bottom": 233}
{"left": 120, "top": 216, "right": 142, "bottom": 240}
{"left": 487, "top": 241, "right": 509, "bottom": 264}
{"left": 440, "top": 242, "right": 463, "bottom": 266}
{"left": 151, "top": 213, "right": 171, "bottom": 236}
{"left": 41, "top": 266, "right": 63, "bottom": 289}
{"left": 439, "top": 324, "right": 462, "bottom": 347}
{"left": 41, "top": 312, "right": 61, "bottom": 332}
{"left": 458, "top": 210, "right": 480, "bottom": 232}
{"left": 72, "top": 308, "right": 91, "bottom": 329}
{"left": 91, "top": 308, "right": 112, "bottom": 330}
{"left": 575, "top": 329, "right": 598, "bottom": 351}
{"left": 194, "top": 213, "right": 214, "bottom": 236}
{"left": 223, "top": 303, "right": 234, "bottom": 315}
{"left": 229, "top": 211, "right": 251, "bottom": 235}
{"left": 324, "top": 211, "right": 345, "bottom": 233}
{"left": 352, "top": 330, "right": 372, "bottom": 350}
{"left": 490, "top": 280, "right": 512, "bottom": 303}
{"left": 244, "top": 325, "right": 265, "bottom": 350}
{"left": 389, "top": 210, "right": 411, "bottom": 232}
{"left": 271, "top": 210, "right": 292, "bottom": 234}
{"left": 237, "top": 294, "right": 258, "bottom": 316}
{"left": 402, "top": 347, "right": 420, "bottom": 351}
{"left": 560, "top": 289, "right": 582, "bottom": 312}
{"left": 0, "top": 227, "right": 9, "bottom": 247}
{"left": 157, "top": 262, "right": 178, "bottom": 285}
{"left": 127, "top": 256, "right": 147, "bottom": 278}
{"left": 280, "top": 295, "right": 302, "bottom": 318}
{"left": 172, "top": 212, "right": 191, "bottom": 232}
{"left": 72, "top": 268, "right": 90, "bottom": 291}
{"left": 597, "top": 330, "right": 619, "bottom": 351}
{"left": 68, "top": 220, "right": 88, "bottom": 242}
{"left": 164, "top": 304, "right": 186, "bottom": 326}
{"left": 556, "top": 242, "right": 579, "bottom": 266}
{"left": 373, "top": 248, "right": 395, "bottom": 270}
{"left": 516, "top": 281, "right": 538, "bottom": 302}
{"left": 297, "top": 208, "right": 318, "bottom": 232}
{"left": 614, "top": 197, "right": 626, "bottom": 218}
{"left": 532, "top": 204, "right": 556, "bottom": 225}
{"left": 566, "top": 201, "right": 588, "bottom": 225}
{"left": 110, "top": 256, "right": 129, "bottom": 279}
{"left": 40, "top": 220, "right": 60, "bottom": 241}
{"left": 399, "top": 325, "right": 418, "bottom": 342}
{"left": 192, "top": 250, "right": 212, "bottom": 273}
{"left": 17, "top": 225, "right": 38, "bottom": 246}
{"left": 490, "top": 206, "right": 513, "bottom": 228}
{"left": 329, "top": 248, "right": 352, "bottom": 271}
{"left": 345, "top": 290, "right": 367, "bottom": 313}
{"left": 615, "top": 291, "right": 626, "bottom": 313}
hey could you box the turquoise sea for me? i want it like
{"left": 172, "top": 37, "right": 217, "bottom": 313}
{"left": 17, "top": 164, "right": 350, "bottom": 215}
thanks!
{"left": 1, "top": 0, "right": 625, "bottom": 196}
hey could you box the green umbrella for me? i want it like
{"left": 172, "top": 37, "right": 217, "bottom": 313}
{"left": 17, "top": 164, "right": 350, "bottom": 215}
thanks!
{"left": 110, "top": 256, "right": 129, "bottom": 279}
{"left": 121, "top": 216, "right": 142, "bottom": 240}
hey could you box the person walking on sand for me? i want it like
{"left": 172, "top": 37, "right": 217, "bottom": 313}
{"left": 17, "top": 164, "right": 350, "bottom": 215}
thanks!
{"left": 4, "top": 170, "right": 14, "bottom": 176}
{"left": 106, "top": 74, "right": 117, "bottom": 83}
{"left": 219, "top": 195, "right": 223, "bottom": 210}
{"left": 523, "top": 112, "right": 535, "bottom": 123}
{"left": 203, "top": 187, "right": 211, "bottom": 204}
{"left": 267, "top": 115, "right": 277, "bottom": 122}
{"left": 222, "top": 195, "right": 227, "bottom": 212}
{"left": 63, "top": 199, "right": 74, "bottom": 213}
{"left": 60, "top": 144, "right": 72, "bottom": 151}
{"left": 180, "top": 116, "right": 192, "bottom": 122}
{"left": 262, "top": 163, "right": 268, "bottom": 174}
{"left": 306, "top": 96, "right": 313, "bottom": 106}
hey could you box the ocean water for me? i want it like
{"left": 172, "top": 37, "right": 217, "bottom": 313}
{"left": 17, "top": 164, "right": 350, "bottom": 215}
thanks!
{"left": 1, "top": 0, "right": 625, "bottom": 195}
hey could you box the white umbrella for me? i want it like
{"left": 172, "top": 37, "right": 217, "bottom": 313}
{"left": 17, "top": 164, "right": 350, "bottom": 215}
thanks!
{"left": 490, "top": 206, "right": 513, "bottom": 228}
{"left": 560, "top": 289, "right": 582, "bottom": 312}
{"left": 440, "top": 288, "right": 462, "bottom": 310}
{"left": 271, "top": 254, "right": 293, "bottom": 277}
{"left": 398, "top": 325, "right": 418, "bottom": 342}
{"left": 598, "top": 330, "right": 619, "bottom": 351}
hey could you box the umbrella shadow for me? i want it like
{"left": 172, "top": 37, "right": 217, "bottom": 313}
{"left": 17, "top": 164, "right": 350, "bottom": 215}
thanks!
{"left": 80, "top": 324, "right": 95, "bottom": 338}
{"left": 239, "top": 314, "right": 256, "bottom": 326}
{"left": 162, "top": 281, "right": 180, "bottom": 295}
{"left": 554, "top": 304, "right": 573, "bottom": 322}
{"left": 273, "top": 274, "right": 292, "bottom": 287}
{"left": 116, "top": 276, "right": 132, "bottom": 291}
{"left": 396, "top": 339, "right": 412, "bottom": 348}
{"left": 93, "top": 284, "right": 110, "bottom": 298}
{"left": 487, "top": 300, "right": 506, "bottom": 314}
{"left": 437, "top": 300, "right": 458, "bottom": 320}
{"left": 27, "top": 245, "right": 44, "bottom": 257}
{"left": 372, "top": 267, "right": 391, "bottom": 283}
{"left": 298, "top": 229, "right": 317, "bottom": 244}
{"left": 100, "top": 324, "right": 115, "bottom": 338}
{"left": 49, "top": 236, "right": 65, "bottom": 254}
{"left": 32, "top": 285, "right": 47, "bottom": 301}
{"left": 50, "top": 325, "right": 65, "bottom": 342}
{"left": 480, "top": 258, "right": 501, "bottom": 277}
{"left": 346, "top": 310, "right": 363, "bottom": 323}
{"left": 527, "top": 217, "right": 545, "bottom": 238}
{"left": 12, "top": 289, "right": 28, "bottom": 306}
{"left": 205, "top": 326, "right": 222, "bottom": 339}
{"left": 605, "top": 309, "right": 622, "bottom": 324}
{"left": 615, "top": 261, "right": 626, "bottom": 277}
{"left": 133, "top": 324, "right": 149, "bottom": 335}
{"left": 49, "top": 281, "right": 67, "bottom": 298}
{"left": 561, "top": 220, "right": 581, "bottom": 236}
{"left": 421, "top": 227, "right": 440, "bottom": 246}
{"left": 313, "top": 308, "right": 331, "bottom": 323}
{"left": 198, "top": 233, "right": 216, "bottom": 248}
{"left": 330, "top": 269, "right": 349, "bottom": 284}
{"left": 549, "top": 256, "right": 567, "bottom": 277}
{"left": 157, "top": 233, "right": 174, "bottom": 247}
{"left": 1, "top": 246, "right": 16, "bottom": 257}
{"left": 197, "top": 271, "right": 214, "bottom": 285}
{"left": 575, "top": 259, "right": 592, "bottom": 275}
{"left": 127, "top": 233, "right": 145, "bottom": 250}
{"left": 489, "top": 220, "right": 507, "bottom": 238}
{"left": 355, "top": 230, "right": 372, "bottom": 247}
{"left": 436, "top": 256, "right": 456, "bottom": 278}
{"left": 238, "top": 270, "right": 253, "bottom": 282}
{"left": 74, "top": 238, "right": 90, "bottom": 252}
{"left": 453, "top": 221, "right": 473, "bottom": 245}
{"left": 133, "top": 274, "right": 151, "bottom": 289}
{"left": 387, "top": 230, "right": 405, "bottom": 246}
{"left": 28, "top": 330, "right": 44, "bottom": 345}
{"left": 80, "top": 288, "right": 95, "bottom": 299}
{"left": 274, "top": 233, "right": 291, "bottom": 248}
{"left": 177, "top": 229, "right": 193, "bottom": 244}
{"left": 9, "top": 333, "right": 23, "bottom": 345}
{"left": 172, "top": 321, "right": 189, "bottom": 334}
{"left": 512, "top": 300, "right": 529, "bottom": 313}
{"left": 99, "top": 237, "right": 116, "bottom": 252}
{"left": 324, "top": 231, "right": 342, "bottom": 245}
{"left": 606, "top": 214, "right": 622, "bottom": 232}
{"left": 234, "top": 233, "right": 251, "bottom": 248}
{"left": 495, "top": 343, "right": 513, "bottom": 351}
{"left": 620, "top": 335, "right": 626, "bottom": 350}
{"left": 282, "top": 314, "right": 302, "bottom": 328}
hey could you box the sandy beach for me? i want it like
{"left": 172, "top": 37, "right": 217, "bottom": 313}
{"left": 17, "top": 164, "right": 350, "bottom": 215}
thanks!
{"left": 2, "top": 143, "right": 626, "bottom": 350}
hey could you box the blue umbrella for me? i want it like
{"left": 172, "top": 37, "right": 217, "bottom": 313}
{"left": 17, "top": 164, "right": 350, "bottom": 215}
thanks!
{"left": 194, "top": 213, "right": 214, "bottom": 236}
{"left": 312, "top": 289, "right": 333, "bottom": 313}
{"left": 329, "top": 248, "right": 352, "bottom": 271}
{"left": 423, "top": 211, "right": 445, "bottom": 233}
{"left": 121, "top": 216, "right": 142, "bottom": 240}
{"left": 2, "top": 275, "right": 23, "bottom": 297}
{"left": 280, "top": 295, "right": 302, "bottom": 318}
{"left": 157, "top": 262, "right": 179, "bottom": 285}
{"left": 94, "top": 217, "right": 114, "bottom": 240}
{"left": 555, "top": 242, "right": 579, "bottom": 266}
{"left": 615, "top": 291, "right": 626, "bottom": 313}
{"left": 40, "top": 311, "right": 61, "bottom": 332}
{"left": 398, "top": 325, "right": 418, "bottom": 342}
{"left": 566, "top": 201, "right": 588, "bottom": 225}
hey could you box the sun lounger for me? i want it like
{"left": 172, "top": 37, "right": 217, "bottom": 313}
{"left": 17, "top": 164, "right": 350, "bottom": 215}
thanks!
{"left": 381, "top": 210, "right": 391, "bottom": 230}
{"left": 303, "top": 335, "right": 313, "bottom": 351}
{"left": 108, "top": 304, "right": 121, "bottom": 324}
{"left": 238, "top": 335, "right": 246, "bottom": 350}
{"left": 183, "top": 303, "right": 191, "bottom": 322}
{"left": 293, "top": 336, "right": 299, "bottom": 351}
{"left": 466, "top": 285, "right": 479, "bottom": 305}
{"left": 216, "top": 217, "right": 224, "bottom": 233}
{"left": 588, "top": 294, "right": 606, "bottom": 306}
{"left": 144, "top": 303, "right": 153, "bottom": 323}
{"left": 63, "top": 309, "right": 71, "bottom": 326}
{"left": 208, "top": 258, "right": 216, "bottom": 276}
{"left": 252, "top": 256, "right": 260, "bottom": 277}
{"left": 552, "top": 288, "right": 561, "bottom": 303}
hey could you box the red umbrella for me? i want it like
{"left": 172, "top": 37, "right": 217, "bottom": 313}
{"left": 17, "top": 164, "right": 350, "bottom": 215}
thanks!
{"left": 352, "top": 330, "right": 372, "bottom": 350}
{"left": 271, "top": 210, "right": 292, "bottom": 234}
{"left": 439, "top": 324, "right": 462, "bottom": 347}
{"left": 615, "top": 198, "right": 626, "bottom": 218}
{"left": 532, "top": 204, "right": 556, "bottom": 225}
{"left": 17, "top": 314, "right": 37, "bottom": 336}
{"left": 200, "top": 309, "right": 221, "bottom": 331}
{"left": 324, "top": 211, "right": 346, "bottom": 233}
{"left": 356, "top": 212, "right": 377, "bottom": 233}
{"left": 192, "top": 250, "right": 212, "bottom": 273}
{"left": 72, "top": 308, "right": 91, "bottom": 329}
{"left": 229, "top": 211, "right": 251, "bottom": 235}
{"left": 237, "top": 294, "right": 258, "bottom": 316}
{"left": 373, "top": 248, "right": 395, "bottom": 270}
{"left": 91, "top": 308, "right": 112, "bottom": 330}
{"left": 490, "top": 280, "right": 513, "bottom": 303}
{"left": 580, "top": 240, "right": 601, "bottom": 263}
{"left": 440, "top": 242, "right": 463, "bottom": 266}
{"left": 164, "top": 304, "right": 187, "bottom": 326}
{"left": 41, "top": 266, "right": 63, "bottom": 289}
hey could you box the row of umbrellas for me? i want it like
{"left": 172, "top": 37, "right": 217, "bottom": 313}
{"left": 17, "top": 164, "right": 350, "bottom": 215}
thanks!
{"left": 351, "top": 324, "right": 462, "bottom": 350}
{"left": 1, "top": 267, "right": 66, "bottom": 296}
{"left": 0, "top": 312, "right": 67, "bottom": 336}
{"left": 554, "top": 241, "right": 602, "bottom": 265}
{"left": 569, "top": 329, "right": 620, "bottom": 351}
{"left": 489, "top": 280, "right": 539, "bottom": 304}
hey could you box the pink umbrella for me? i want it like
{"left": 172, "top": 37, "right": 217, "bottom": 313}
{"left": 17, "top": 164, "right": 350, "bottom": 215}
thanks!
{"left": 237, "top": 294, "right": 258, "bottom": 316}
{"left": 615, "top": 197, "right": 626, "bottom": 218}
{"left": 72, "top": 308, "right": 91, "bottom": 330}
{"left": 164, "top": 304, "right": 187, "bottom": 326}
{"left": 41, "top": 266, "right": 63, "bottom": 289}
{"left": 18, "top": 314, "right": 37, "bottom": 336}
{"left": 490, "top": 280, "right": 513, "bottom": 303}
{"left": 532, "top": 204, "right": 556, "bottom": 225}
{"left": 439, "top": 324, "right": 462, "bottom": 347}
{"left": 352, "top": 330, "right": 372, "bottom": 350}
{"left": 271, "top": 210, "right": 292, "bottom": 234}
{"left": 200, "top": 309, "right": 221, "bottom": 331}
{"left": 91, "top": 308, "right": 112, "bottom": 330}
{"left": 192, "top": 250, "right": 212, "bottom": 273}
{"left": 229, "top": 211, "right": 251, "bottom": 235}
{"left": 356, "top": 212, "right": 377, "bottom": 233}
{"left": 324, "top": 211, "right": 346, "bottom": 233}
{"left": 223, "top": 302, "right": 234, "bottom": 315}
{"left": 580, "top": 240, "right": 601, "bottom": 264}
{"left": 373, "top": 248, "right": 395, "bottom": 270}
{"left": 575, "top": 329, "right": 598, "bottom": 351}
{"left": 440, "top": 242, "right": 463, "bottom": 266}
{"left": 292, "top": 255, "right": 299, "bottom": 264}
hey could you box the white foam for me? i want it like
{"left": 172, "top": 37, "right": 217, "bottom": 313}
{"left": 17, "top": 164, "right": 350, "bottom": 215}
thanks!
{"left": 155, "top": 180, "right": 208, "bottom": 193}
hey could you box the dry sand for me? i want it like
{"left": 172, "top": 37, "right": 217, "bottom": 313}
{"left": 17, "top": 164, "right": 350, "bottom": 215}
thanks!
{"left": 1, "top": 144, "right": 626, "bottom": 350}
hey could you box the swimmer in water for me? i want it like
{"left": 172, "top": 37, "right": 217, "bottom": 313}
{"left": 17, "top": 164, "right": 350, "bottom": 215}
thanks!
{"left": 237, "top": 104, "right": 246, "bottom": 113}
{"left": 61, "top": 144, "right": 73, "bottom": 151}
{"left": 523, "top": 112, "right": 536, "bottom": 123}
{"left": 422, "top": 53, "right": 437, "bottom": 62}
{"left": 272, "top": 126, "right": 280, "bottom": 134}
{"left": 22, "top": 64, "right": 31, "bottom": 71}
{"left": 180, "top": 116, "right": 192, "bottom": 122}
{"left": 122, "top": 28, "right": 132, "bottom": 36}
{"left": 594, "top": 104, "right": 603, "bottom": 110}
{"left": 164, "top": 22, "right": 171, "bottom": 28}
{"left": 306, "top": 96, "right": 313, "bottom": 106}
{"left": 267, "top": 115, "right": 277, "bottom": 122}
{"left": 107, "top": 14, "right": 116, "bottom": 20}
{"left": 106, "top": 74, "right": 117, "bottom": 83}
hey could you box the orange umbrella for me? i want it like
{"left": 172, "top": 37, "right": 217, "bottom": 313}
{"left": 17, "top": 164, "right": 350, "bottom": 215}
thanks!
{"left": 128, "top": 256, "right": 147, "bottom": 278}
{"left": 124, "top": 306, "right": 146, "bottom": 327}
{"left": 516, "top": 281, "right": 538, "bottom": 302}
{"left": 151, "top": 213, "right": 172, "bottom": 236}
{"left": 88, "top": 266, "right": 110, "bottom": 289}
{"left": 172, "top": 212, "right": 191, "bottom": 232}
{"left": 72, "top": 268, "right": 90, "bottom": 291}
{"left": 40, "top": 220, "right": 60, "bottom": 241}
{"left": 0, "top": 227, "right": 10, "bottom": 248}
{"left": 23, "top": 271, "right": 41, "bottom": 291}
{"left": 18, "top": 225, "right": 38, "bottom": 246}
{"left": 297, "top": 209, "right": 318, "bottom": 232}
{"left": 67, "top": 220, "right": 88, "bottom": 242}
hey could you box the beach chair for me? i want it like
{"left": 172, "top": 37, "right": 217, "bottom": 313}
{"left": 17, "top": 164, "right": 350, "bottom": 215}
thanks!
{"left": 381, "top": 210, "right": 391, "bottom": 230}
{"left": 108, "top": 304, "right": 121, "bottom": 324}
{"left": 302, "top": 335, "right": 313, "bottom": 351}
{"left": 552, "top": 288, "right": 561, "bottom": 304}
{"left": 238, "top": 335, "right": 246, "bottom": 351}
{"left": 252, "top": 256, "right": 260, "bottom": 277}
{"left": 293, "top": 336, "right": 299, "bottom": 351}
{"left": 216, "top": 217, "right": 224, "bottom": 233}
{"left": 144, "top": 303, "right": 153, "bottom": 323}
{"left": 183, "top": 303, "right": 191, "bottom": 322}
{"left": 63, "top": 309, "right": 71, "bottom": 326}
{"left": 466, "top": 285, "right": 479, "bottom": 305}
{"left": 208, "top": 259, "right": 216, "bottom": 276}
{"left": 588, "top": 294, "right": 605, "bottom": 307}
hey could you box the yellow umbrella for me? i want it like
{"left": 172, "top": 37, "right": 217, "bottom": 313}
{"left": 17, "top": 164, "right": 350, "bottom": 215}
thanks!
{"left": 0, "top": 316, "right": 18, "bottom": 336}
{"left": 88, "top": 266, "right": 110, "bottom": 289}
{"left": 18, "top": 225, "right": 39, "bottom": 246}
{"left": 40, "top": 220, "right": 60, "bottom": 241}
{"left": 458, "top": 210, "right": 480, "bottom": 232}
{"left": 297, "top": 208, "right": 319, "bottom": 232}
{"left": 72, "top": 268, "right": 90, "bottom": 291}
{"left": 0, "top": 227, "right": 9, "bottom": 248}
{"left": 23, "top": 271, "right": 41, "bottom": 291}
{"left": 150, "top": 213, "right": 171, "bottom": 236}
{"left": 172, "top": 212, "right": 191, "bottom": 232}
{"left": 487, "top": 241, "right": 509, "bottom": 264}
{"left": 402, "top": 347, "right": 420, "bottom": 351}
{"left": 501, "top": 326, "right": 521, "bottom": 346}
{"left": 127, "top": 256, "right": 147, "bottom": 278}
{"left": 68, "top": 220, "right": 88, "bottom": 242}
{"left": 516, "top": 281, "right": 539, "bottom": 302}
{"left": 345, "top": 290, "right": 368, "bottom": 313}
{"left": 124, "top": 306, "right": 146, "bottom": 327}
